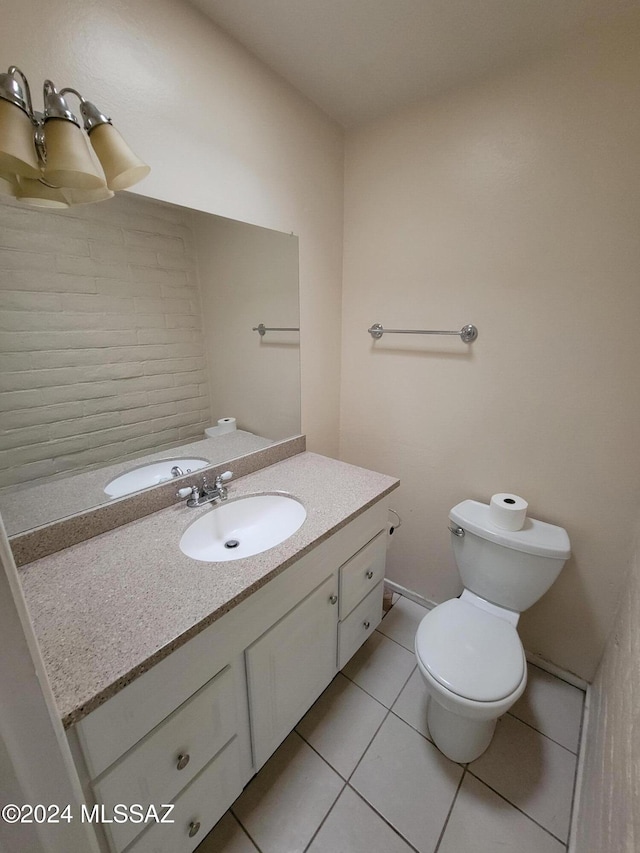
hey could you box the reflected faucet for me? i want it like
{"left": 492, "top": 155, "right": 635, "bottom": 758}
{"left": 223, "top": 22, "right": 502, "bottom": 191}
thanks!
{"left": 185, "top": 471, "right": 234, "bottom": 508}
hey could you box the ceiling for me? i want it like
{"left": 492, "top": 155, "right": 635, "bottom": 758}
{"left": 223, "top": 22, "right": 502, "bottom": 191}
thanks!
{"left": 190, "top": 0, "right": 637, "bottom": 127}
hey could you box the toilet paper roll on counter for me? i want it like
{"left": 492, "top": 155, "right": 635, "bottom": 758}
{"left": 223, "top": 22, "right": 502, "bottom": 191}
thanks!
{"left": 489, "top": 493, "right": 528, "bottom": 531}
{"left": 205, "top": 417, "right": 237, "bottom": 438}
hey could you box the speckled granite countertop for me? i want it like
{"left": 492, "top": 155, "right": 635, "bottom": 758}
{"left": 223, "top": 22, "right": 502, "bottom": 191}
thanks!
{"left": 18, "top": 452, "right": 399, "bottom": 728}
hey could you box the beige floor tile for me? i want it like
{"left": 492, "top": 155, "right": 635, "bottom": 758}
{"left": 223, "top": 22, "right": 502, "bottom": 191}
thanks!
{"left": 438, "top": 773, "right": 566, "bottom": 853}
{"left": 342, "top": 630, "right": 416, "bottom": 707}
{"left": 351, "top": 713, "right": 463, "bottom": 853}
{"left": 391, "top": 667, "right": 432, "bottom": 741}
{"left": 196, "top": 811, "right": 259, "bottom": 853}
{"left": 376, "top": 595, "right": 429, "bottom": 651}
{"left": 232, "top": 732, "right": 343, "bottom": 853}
{"left": 307, "top": 785, "right": 416, "bottom": 853}
{"left": 469, "top": 714, "right": 576, "bottom": 842}
{"left": 510, "top": 664, "right": 584, "bottom": 753}
{"left": 296, "top": 673, "right": 387, "bottom": 778}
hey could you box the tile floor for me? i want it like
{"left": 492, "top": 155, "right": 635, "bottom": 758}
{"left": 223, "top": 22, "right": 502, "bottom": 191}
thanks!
{"left": 197, "top": 594, "right": 585, "bottom": 853}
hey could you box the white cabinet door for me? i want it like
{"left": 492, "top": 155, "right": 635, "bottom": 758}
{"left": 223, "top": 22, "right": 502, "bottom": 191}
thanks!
{"left": 246, "top": 574, "right": 338, "bottom": 768}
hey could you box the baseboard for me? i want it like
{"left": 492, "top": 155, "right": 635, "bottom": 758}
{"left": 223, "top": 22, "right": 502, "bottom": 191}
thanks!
{"left": 383, "top": 579, "right": 436, "bottom": 610}
{"left": 524, "top": 651, "right": 589, "bottom": 691}
{"left": 567, "top": 683, "right": 591, "bottom": 853}
{"left": 384, "top": 580, "right": 589, "bottom": 691}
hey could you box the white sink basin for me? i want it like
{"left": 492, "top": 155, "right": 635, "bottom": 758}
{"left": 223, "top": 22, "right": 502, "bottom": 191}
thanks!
{"left": 179, "top": 494, "right": 307, "bottom": 562}
{"left": 104, "top": 458, "right": 209, "bottom": 498}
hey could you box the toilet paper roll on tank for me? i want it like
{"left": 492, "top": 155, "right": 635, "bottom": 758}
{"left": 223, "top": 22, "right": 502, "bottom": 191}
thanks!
{"left": 488, "top": 493, "right": 528, "bottom": 531}
{"left": 205, "top": 417, "right": 237, "bottom": 438}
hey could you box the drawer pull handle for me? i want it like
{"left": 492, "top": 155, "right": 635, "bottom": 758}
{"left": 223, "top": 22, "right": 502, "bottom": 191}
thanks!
{"left": 188, "top": 821, "right": 201, "bottom": 838}
{"left": 176, "top": 753, "right": 190, "bottom": 771}
{"left": 329, "top": 594, "right": 338, "bottom": 605}
{"left": 363, "top": 620, "right": 371, "bottom": 629}
{"left": 365, "top": 570, "right": 374, "bottom": 579}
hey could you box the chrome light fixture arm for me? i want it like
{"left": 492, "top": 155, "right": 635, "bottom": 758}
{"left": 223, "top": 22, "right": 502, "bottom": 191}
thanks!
{"left": 60, "top": 87, "right": 112, "bottom": 133}
{"left": 2, "top": 66, "right": 35, "bottom": 119}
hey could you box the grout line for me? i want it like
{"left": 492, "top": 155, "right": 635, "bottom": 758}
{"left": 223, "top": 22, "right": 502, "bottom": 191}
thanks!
{"left": 373, "top": 626, "right": 417, "bottom": 654}
{"left": 465, "top": 769, "right": 569, "bottom": 847}
{"left": 433, "top": 767, "right": 467, "bottom": 853}
{"left": 333, "top": 670, "right": 390, "bottom": 711}
{"left": 344, "top": 783, "right": 422, "bottom": 853}
{"left": 506, "top": 709, "right": 579, "bottom": 755}
{"left": 387, "top": 706, "right": 435, "bottom": 747}
{"left": 347, "top": 706, "right": 392, "bottom": 782}
{"left": 231, "top": 731, "right": 346, "bottom": 853}
{"left": 301, "top": 780, "right": 348, "bottom": 852}
{"left": 340, "top": 658, "right": 418, "bottom": 708}
{"left": 345, "top": 664, "right": 416, "bottom": 784}
{"left": 293, "top": 728, "right": 350, "bottom": 782}
{"left": 288, "top": 729, "right": 346, "bottom": 780}
{"left": 229, "top": 808, "right": 265, "bottom": 853}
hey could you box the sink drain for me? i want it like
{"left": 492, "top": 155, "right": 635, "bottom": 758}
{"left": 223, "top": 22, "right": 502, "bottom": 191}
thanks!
{"left": 224, "top": 539, "right": 240, "bottom": 549}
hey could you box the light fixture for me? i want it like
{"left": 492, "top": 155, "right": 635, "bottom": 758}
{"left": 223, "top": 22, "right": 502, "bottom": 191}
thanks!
{"left": 0, "top": 172, "right": 18, "bottom": 197}
{"left": 0, "top": 66, "right": 150, "bottom": 207}
{"left": 16, "top": 177, "right": 69, "bottom": 209}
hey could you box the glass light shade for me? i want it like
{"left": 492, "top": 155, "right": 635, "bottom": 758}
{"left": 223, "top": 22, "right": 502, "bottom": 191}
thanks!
{"left": 0, "top": 172, "right": 18, "bottom": 197}
{"left": 88, "top": 123, "right": 150, "bottom": 190}
{"left": 43, "top": 119, "right": 107, "bottom": 189}
{"left": 16, "top": 177, "right": 69, "bottom": 208}
{"left": 0, "top": 99, "right": 40, "bottom": 178}
{"left": 63, "top": 185, "right": 114, "bottom": 205}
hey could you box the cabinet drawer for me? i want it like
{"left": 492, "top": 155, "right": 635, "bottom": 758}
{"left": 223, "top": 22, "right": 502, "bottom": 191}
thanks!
{"left": 339, "top": 530, "right": 386, "bottom": 619}
{"left": 95, "top": 666, "right": 236, "bottom": 853}
{"left": 126, "top": 736, "right": 242, "bottom": 853}
{"left": 338, "top": 582, "right": 384, "bottom": 670}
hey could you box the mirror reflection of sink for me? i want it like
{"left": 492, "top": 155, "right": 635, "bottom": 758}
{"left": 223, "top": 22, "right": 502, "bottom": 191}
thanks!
{"left": 179, "top": 494, "right": 307, "bottom": 562}
{"left": 104, "top": 459, "right": 210, "bottom": 498}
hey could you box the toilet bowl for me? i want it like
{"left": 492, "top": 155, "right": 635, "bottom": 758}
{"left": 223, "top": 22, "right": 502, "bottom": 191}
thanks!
{"left": 414, "top": 499, "right": 570, "bottom": 763}
{"left": 415, "top": 592, "right": 527, "bottom": 762}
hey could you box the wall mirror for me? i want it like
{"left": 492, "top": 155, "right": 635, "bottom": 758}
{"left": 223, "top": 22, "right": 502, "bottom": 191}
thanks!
{"left": 0, "top": 191, "right": 301, "bottom": 536}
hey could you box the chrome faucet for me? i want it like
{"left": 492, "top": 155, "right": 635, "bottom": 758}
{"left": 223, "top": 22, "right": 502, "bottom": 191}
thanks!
{"left": 184, "top": 471, "right": 233, "bottom": 508}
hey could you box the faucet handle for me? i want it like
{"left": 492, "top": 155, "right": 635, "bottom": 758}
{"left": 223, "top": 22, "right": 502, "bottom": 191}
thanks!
{"left": 214, "top": 471, "right": 233, "bottom": 501}
{"left": 215, "top": 470, "right": 233, "bottom": 486}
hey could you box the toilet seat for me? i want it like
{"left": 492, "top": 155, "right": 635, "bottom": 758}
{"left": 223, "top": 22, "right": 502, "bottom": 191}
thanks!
{"left": 415, "top": 599, "right": 525, "bottom": 703}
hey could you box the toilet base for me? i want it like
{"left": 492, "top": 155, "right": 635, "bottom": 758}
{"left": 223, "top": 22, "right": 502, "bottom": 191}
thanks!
{"left": 427, "top": 698, "right": 496, "bottom": 763}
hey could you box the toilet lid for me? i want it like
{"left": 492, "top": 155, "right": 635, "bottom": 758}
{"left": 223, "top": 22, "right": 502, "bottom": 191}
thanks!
{"left": 415, "top": 599, "right": 525, "bottom": 702}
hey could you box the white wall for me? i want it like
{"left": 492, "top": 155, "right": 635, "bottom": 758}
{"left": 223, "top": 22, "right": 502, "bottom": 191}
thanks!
{"left": 573, "top": 518, "right": 640, "bottom": 852}
{"left": 193, "top": 214, "right": 300, "bottom": 440}
{"left": 0, "top": 0, "right": 344, "bottom": 456}
{"left": 340, "top": 15, "right": 640, "bottom": 680}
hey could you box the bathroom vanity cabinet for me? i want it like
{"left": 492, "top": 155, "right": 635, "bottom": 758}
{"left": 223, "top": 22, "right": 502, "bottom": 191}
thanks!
{"left": 69, "top": 498, "right": 389, "bottom": 853}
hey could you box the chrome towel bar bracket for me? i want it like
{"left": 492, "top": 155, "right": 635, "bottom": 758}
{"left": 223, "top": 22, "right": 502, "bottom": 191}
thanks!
{"left": 368, "top": 323, "right": 478, "bottom": 343}
{"left": 253, "top": 323, "right": 300, "bottom": 336}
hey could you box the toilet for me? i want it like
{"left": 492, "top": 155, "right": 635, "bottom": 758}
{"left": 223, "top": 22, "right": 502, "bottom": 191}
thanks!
{"left": 414, "top": 499, "right": 570, "bottom": 763}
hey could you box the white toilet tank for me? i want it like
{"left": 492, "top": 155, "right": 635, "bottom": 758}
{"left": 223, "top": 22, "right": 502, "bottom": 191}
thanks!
{"left": 449, "top": 500, "right": 571, "bottom": 613}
